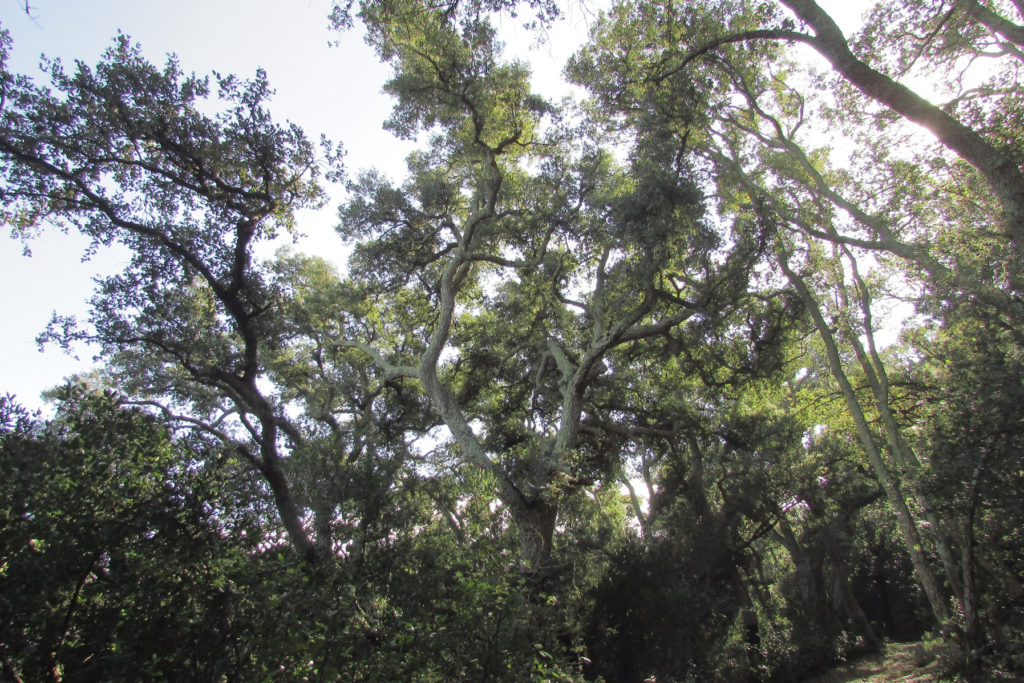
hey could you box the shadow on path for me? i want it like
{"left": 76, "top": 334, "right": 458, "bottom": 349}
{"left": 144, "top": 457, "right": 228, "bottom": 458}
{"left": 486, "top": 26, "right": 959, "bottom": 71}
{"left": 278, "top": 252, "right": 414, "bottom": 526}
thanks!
{"left": 803, "top": 642, "right": 946, "bottom": 683}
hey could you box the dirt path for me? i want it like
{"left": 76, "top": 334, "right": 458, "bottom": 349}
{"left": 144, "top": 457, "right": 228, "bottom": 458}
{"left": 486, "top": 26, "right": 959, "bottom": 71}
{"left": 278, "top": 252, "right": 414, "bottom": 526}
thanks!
{"left": 803, "top": 642, "right": 947, "bottom": 683}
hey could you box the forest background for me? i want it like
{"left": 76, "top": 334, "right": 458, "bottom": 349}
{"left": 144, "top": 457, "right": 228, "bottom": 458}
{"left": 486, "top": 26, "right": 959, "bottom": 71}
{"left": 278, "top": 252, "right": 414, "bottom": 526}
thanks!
{"left": 1, "top": 0, "right": 1023, "bottom": 681}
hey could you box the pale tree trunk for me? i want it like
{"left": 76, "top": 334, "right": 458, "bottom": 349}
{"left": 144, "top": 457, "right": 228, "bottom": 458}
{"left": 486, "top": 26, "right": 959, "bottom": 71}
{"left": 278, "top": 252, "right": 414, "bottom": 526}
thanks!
{"left": 776, "top": 508, "right": 878, "bottom": 649}
{"left": 777, "top": 245, "right": 952, "bottom": 629}
{"left": 411, "top": 152, "right": 567, "bottom": 576}
{"left": 774, "top": 510, "right": 884, "bottom": 655}
{"left": 622, "top": 476, "right": 651, "bottom": 543}
{"left": 835, "top": 248, "right": 965, "bottom": 604}
{"left": 775, "top": 510, "right": 820, "bottom": 610}
{"left": 706, "top": 141, "right": 960, "bottom": 615}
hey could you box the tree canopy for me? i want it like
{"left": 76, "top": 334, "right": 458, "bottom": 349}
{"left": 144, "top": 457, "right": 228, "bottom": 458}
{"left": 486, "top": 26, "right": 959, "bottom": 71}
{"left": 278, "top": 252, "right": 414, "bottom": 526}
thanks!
{"left": 2, "top": 1, "right": 1023, "bottom": 680}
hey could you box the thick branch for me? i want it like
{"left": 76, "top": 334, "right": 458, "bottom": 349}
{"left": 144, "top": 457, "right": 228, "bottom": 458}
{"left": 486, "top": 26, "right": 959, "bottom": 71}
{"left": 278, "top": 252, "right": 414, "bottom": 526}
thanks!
{"left": 963, "top": 0, "right": 1024, "bottom": 47}
{"left": 779, "top": 0, "right": 1024, "bottom": 252}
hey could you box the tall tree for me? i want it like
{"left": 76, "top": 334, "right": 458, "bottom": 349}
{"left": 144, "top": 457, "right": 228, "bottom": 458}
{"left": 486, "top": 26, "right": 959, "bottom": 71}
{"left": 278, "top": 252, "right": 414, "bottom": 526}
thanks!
{"left": 327, "top": 0, "right": 793, "bottom": 572}
{"left": 569, "top": 0, "right": 1024, "bottom": 634}
{"left": 0, "top": 31, "right": 343, "bottom": 559}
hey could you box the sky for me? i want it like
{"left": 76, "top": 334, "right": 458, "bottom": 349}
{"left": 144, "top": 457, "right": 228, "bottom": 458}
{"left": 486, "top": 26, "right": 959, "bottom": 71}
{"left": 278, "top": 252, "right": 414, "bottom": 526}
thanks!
{"left": 0, "top": 0, "right": 869, "bottom": 410}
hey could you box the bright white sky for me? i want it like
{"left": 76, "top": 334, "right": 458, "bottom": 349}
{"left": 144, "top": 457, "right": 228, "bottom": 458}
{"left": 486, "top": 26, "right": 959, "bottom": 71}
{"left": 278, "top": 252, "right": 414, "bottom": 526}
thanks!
{"left": 0, "top": 0, "right": 868, "bottom": 410}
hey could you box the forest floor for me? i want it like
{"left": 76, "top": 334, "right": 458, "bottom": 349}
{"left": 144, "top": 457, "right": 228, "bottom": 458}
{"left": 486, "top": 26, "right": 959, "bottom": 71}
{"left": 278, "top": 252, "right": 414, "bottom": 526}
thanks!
{"left": 805, "top": 641, "right": 950, "bottom": 682}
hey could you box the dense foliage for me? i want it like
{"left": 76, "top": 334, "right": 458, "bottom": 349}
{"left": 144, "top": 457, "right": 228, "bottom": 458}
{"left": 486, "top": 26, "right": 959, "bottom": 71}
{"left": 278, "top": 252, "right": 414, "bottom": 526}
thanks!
{"left": 2, "top": 0, "right": 1023, "bottom": 680}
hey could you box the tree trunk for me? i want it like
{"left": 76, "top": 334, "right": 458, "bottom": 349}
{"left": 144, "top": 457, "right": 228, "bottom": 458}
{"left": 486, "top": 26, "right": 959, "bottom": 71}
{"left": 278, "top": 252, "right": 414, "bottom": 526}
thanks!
{"left": 260, "top": 453, "right": 317, "bottom": 562}
{"left": 961, "top": 453, "right": 990, "bottom": 671}
{"left": 509, "top": 498, "right": 558, "bottom": 577}
{"left": 832, "top": 555, "right": 883, "bottom": 651}
{"left": 777, "top": 245, "right": 953, "bottom": 629}
{"left": 838, "top": 254, "right": 965, "bottom": 604}
{"left": 963, "top": 0, "right": 1024, "bottom": 48}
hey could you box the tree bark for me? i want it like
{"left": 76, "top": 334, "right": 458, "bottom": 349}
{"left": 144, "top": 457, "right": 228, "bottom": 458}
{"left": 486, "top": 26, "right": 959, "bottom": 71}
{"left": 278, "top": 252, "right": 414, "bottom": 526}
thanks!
{"left": 961, "top": 452, "right": 990, "bottom": 671}
{"left": 509, "top": 498, "right": 558, "bottom": 578}
{"left": 834, "top": 557, "right": 882, "bottom": 652}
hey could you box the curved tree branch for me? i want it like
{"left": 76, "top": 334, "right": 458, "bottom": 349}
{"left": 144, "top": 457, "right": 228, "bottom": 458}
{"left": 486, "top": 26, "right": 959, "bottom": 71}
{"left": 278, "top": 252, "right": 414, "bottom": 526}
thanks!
{"left": 778, "top": 0, "right": 1024, "bottom": 253}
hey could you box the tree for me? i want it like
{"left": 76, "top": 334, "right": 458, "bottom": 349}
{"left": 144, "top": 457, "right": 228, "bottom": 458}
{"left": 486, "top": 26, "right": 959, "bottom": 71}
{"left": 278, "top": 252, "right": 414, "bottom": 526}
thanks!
{"left": 4, "top": 2, "right": 1023, "bottom": 679}
{"left": 0, "top": 387, "right": 263, "bottom": 681}
{"left": 778, "top": 0, "right": 1024, "bottom": 252}
{"left": 328, "top": 0, "right": 785, "bottom": 573}
{"left": 903, "top": 283, "right": 1024, "bottom": 674}
{"left": 569, "top": 0, "right": 1024, "bottom": 637}
{"left": 0, "top": 30, "right": 344, "bottom": 559}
